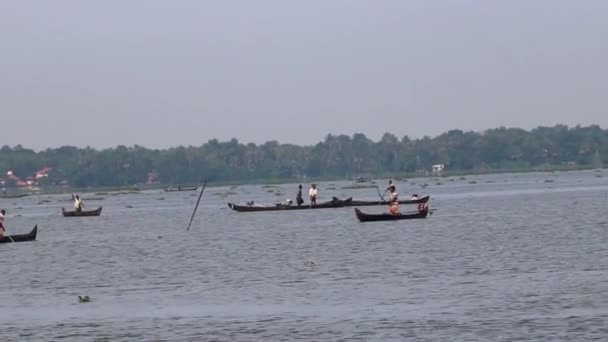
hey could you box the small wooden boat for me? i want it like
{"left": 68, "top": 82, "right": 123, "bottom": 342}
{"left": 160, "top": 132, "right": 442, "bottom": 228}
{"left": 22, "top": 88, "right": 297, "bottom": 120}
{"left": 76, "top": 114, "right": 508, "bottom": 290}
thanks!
{"left": 0, "top": 225, "right": 37, "bottom": 243}
{"left": 164, "top": 187, "right": 198, "bottom": 192}
{"left": 349, "top": 195, "right": 430, "bottom": 207}
{"left": 228, "top": 197, "right": 353, "bottom": 212}
{"left": 1, "top": 193, "right": 28, "bottom": 199}
{"left": 62, "top": 206, "right": 102, "bottom": 217}
{"left": 354, "top": 207, "right": 429, "bottom": 222}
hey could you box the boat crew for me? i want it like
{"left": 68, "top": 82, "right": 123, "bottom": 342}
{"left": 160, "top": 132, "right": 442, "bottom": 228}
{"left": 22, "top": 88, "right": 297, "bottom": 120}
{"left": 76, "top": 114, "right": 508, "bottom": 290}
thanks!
{"left": 296, "top": 184, "right": 304, "bottom": 206}
{"left": 308, "top": 184, "right": 318, "bottom": 206}
{"left": 73, "top": 194, "right": 84, "bottom": 212}
{"left": 387, "top": 186, "right": 400, "bottom": 215}
{"left": 411, "top": 193, "right": 419, "bottom": 200}
{"left": 0, "top": 209, "right": 6, "bottom": 237}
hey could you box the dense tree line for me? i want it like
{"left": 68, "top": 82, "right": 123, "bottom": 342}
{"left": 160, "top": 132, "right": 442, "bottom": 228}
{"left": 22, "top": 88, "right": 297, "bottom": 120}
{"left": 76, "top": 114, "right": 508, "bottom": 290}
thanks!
{"left": 0, "top": 125, "right": 606, "bottom": 188}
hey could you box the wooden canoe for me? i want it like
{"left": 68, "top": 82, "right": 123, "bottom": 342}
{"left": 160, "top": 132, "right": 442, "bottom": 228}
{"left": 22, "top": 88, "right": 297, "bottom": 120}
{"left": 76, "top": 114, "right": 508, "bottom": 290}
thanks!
{"left": 355, "top": 208, "right": 429, "bottom": 222}
{"left": 62, "top": 206, "right": 103, "bottom": 217}
{"left": 228, "top": 197, "right": 353, "bottom": 212}
{"left": 1, "top": 194, "right": 28, "bottom": 199}
{"left": 0, "top": 225, "right": 37, "bottom": 243}
{"left": 349, "top": 195, "right": 430, "bottom": 206}
{"left": 165, "top": 187, "right": 198, "bottom": 192}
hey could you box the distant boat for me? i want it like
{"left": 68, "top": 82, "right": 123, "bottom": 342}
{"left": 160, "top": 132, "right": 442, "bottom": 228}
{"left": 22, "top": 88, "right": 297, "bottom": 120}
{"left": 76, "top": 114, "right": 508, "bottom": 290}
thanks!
{"left": 228, "top": 197, "right": 352, "bottom": 212}
{"left": 62, "top": 206, "right": 102, "bottom": 217}
{"left": 165, "top": 187, "right": 198, "bottom": 192}
{"left": 0, "top": 225, "right": 37, "bottom": 243}
{"left": 1, "top": 193, "right": 28, "bottom": 199}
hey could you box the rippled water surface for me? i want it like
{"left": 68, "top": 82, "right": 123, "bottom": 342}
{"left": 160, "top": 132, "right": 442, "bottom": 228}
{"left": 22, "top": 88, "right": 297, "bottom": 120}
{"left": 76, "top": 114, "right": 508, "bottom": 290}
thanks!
{"left": 2, "top": 170, "right": 608, "bottom": 341}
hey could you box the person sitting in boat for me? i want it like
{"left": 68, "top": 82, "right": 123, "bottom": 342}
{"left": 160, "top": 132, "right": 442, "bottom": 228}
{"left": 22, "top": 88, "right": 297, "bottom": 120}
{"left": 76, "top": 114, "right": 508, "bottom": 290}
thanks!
{"left": 411, "top": 194, "right": 419, "bottom": 200}
{"left": 0, "top": 209, "right": 6, "bottom": 237}
{"left": 296, "top": 185, "right": 304, "bottom": 206}
{"left": 308, "top": 184, "right": 318, "bottom": 206}
{"left": 73, "top": 194, "right": 84, "bottom": 212}
{"left": 275, "top": 199, "right": 293, "bottom": 207}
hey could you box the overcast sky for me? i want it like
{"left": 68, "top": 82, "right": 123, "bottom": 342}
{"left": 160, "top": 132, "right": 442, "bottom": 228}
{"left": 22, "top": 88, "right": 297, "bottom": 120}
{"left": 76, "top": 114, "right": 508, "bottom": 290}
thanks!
{"left": 1, "top": 1, "right": 606, "bottom": 150}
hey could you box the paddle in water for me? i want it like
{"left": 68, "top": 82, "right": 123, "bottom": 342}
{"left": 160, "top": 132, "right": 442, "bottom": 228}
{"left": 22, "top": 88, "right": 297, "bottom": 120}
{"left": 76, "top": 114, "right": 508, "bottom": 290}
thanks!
{"left": 186, "top": 180, "right": 207, "bottom": 231}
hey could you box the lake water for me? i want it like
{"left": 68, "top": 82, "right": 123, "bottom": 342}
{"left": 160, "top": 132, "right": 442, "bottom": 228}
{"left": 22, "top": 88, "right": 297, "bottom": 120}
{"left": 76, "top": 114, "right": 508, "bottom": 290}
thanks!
{"left": 1, "top": 170, "right": 607, "bottom": 341}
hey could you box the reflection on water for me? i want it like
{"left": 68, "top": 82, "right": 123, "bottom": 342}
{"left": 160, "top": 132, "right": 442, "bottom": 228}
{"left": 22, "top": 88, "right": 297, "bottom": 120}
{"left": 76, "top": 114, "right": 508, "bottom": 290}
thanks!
{"left": 1, "top": 170, "right": 608, "bottom": 341}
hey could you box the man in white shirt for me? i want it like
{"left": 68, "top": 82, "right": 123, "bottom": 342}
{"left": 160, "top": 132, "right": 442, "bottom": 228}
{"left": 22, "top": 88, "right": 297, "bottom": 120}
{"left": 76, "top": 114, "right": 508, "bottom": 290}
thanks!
{"left": 308, "top": 184, "right": 318, "bottom": 206}
{"left": 73, "top": 194, "right": 84, "bottom": 212}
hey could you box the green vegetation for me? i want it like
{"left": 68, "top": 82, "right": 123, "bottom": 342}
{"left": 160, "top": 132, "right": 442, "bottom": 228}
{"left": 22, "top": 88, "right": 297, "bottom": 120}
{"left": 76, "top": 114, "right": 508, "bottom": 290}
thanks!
{"left": 0, "top": 125, "right": 606, "bottom": 188}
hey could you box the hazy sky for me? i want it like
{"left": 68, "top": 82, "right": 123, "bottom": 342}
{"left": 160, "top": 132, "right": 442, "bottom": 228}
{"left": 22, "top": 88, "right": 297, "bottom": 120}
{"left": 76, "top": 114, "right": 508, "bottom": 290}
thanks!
{"left": 1, "top": 1, "right": 607, "bottom": 150}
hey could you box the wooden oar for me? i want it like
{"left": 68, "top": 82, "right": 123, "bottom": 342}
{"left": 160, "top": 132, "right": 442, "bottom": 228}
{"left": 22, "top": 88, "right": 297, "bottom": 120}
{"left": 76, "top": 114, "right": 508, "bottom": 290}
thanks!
{"left": 4, "top": 229, "right": 15, "bottom": 243}
{"left": 186, "top": 180, "right": 207, "bottom": 231}
{"left": 375, "top": 186, "right": 386, "bottom": 202}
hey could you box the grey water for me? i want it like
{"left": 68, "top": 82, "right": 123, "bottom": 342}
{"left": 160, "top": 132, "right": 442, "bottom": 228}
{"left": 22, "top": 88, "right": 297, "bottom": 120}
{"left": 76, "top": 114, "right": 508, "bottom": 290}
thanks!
{"left": 1, "top": 170, "right": 607, "bottom": 341}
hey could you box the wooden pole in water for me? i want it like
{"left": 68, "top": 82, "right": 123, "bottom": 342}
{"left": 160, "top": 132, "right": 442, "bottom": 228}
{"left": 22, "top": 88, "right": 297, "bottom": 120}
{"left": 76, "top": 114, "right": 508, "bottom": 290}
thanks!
{"left": 187, "top": 180, "right": 207, "bottom": 231}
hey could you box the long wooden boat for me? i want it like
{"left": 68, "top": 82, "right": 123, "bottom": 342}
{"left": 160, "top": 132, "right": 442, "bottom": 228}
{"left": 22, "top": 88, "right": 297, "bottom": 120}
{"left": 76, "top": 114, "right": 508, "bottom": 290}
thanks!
{"left": 355, "top": 208, "right": 429, "bottom": 222}
{"left": 228, "top": 197, "right": 353, "bottom": 212}
{"left": 62, "top": 206, "right": 103, "bottom": 217}
{"left": 1, "top": 194, "right": 28, "bottom": 199}
{"left": 349, "top": 195, "right": 430, "bottom": 206}
{"left": 165, "top": 187, "right": 198, "bottom": 192}
{"left": 0, "top": 225, "right": 37, "bottom": 243}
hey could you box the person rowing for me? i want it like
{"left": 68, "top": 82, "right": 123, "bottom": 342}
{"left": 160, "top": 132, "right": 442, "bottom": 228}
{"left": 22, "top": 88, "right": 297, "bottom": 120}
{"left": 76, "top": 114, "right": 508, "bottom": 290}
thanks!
{"left": 72, "top": 194, "right": 84, "bottom": 212}
{"left": 387, "top": 185, "right": 400, "bottom": 215}
{"left": 383, "top": 179, "right": 396, "bottom": 198}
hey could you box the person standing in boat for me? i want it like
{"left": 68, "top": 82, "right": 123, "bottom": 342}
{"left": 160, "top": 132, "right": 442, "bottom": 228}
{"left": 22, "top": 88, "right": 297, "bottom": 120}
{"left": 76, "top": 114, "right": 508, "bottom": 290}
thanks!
{"left": 387, "top": 185, "right": 400, "bottom": 215}
{"left": 296, "top": 184, "right": 304, "bottom": 206}
{"left": 308, "top": 184, "right": 318, "bottom": 206}
{"left": 72, "top": 194, "right": 84, "bottom": 212}
{"left": 0, "top": 209, "right": 6, "bottom": 237}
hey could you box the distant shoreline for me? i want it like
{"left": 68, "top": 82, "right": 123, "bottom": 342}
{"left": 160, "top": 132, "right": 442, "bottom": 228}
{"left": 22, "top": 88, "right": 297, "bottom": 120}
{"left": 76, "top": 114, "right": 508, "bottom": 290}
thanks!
{"left": 2, "top": 166, "right": 603, "bottom": 196}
